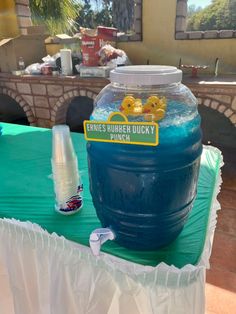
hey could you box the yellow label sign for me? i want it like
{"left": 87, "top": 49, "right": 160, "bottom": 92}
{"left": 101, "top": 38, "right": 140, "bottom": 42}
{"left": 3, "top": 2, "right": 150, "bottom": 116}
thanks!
{"left": 84, "top": 112, "right": 159, "bottom": 146}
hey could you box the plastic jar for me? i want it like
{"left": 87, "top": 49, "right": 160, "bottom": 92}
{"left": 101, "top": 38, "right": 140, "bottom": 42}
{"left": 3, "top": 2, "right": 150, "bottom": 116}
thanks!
{"left": 87, "top": 65, "right": 202, "bottom": 250}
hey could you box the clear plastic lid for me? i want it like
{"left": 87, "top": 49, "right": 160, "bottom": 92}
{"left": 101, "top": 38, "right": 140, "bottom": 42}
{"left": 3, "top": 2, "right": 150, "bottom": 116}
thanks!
{"left": 110, "top": 65, "right": 182, "bottom": 86}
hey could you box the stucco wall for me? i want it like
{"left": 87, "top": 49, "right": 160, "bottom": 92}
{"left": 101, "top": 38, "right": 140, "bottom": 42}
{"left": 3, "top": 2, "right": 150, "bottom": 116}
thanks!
{"left": 0, "top": 0, "right": 19, "bottom": 38}
{"left": 118, "top": 0, "right": 236, "bottom": 74}
{"left": 0, "top": 0, "right": 32, "bottom": 38}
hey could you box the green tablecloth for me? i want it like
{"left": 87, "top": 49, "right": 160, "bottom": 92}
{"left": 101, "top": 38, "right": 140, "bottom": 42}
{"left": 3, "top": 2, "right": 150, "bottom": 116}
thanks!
{"left": 0, "top": 122, "right": 221, "bottom": 268}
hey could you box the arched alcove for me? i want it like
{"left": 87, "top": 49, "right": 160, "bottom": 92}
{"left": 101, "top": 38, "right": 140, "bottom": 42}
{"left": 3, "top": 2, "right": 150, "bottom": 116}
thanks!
{"left": 66, "top": 96, "right": 94, "bottom": 133}
{"left": 199, "top": 105, "right": 236, "bottom": 188}
{"left": 0, "top": 94, "right": 29, "bottom": 125}
{"left": 52, "top": 89, "right": 97, "bottom": 131}
{"left": 199, "top": 105, "right": 236, "bottom": 149}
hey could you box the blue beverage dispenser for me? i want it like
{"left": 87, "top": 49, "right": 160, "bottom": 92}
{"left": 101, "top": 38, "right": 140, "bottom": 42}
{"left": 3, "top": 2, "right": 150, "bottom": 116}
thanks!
{"left": 86, "top": 65, "right": 202, "bottom": 252}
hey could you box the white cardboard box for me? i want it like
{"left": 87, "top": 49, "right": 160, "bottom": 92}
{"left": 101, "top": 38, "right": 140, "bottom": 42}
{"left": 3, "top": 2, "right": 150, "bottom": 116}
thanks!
{"left": 79, "top": 65, "right": 112, "bottom": 78}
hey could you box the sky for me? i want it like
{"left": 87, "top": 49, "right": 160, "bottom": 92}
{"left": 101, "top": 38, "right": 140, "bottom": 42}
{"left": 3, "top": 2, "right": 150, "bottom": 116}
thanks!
{"left": 188, "top": 0, "right": 212, "bottom": 8}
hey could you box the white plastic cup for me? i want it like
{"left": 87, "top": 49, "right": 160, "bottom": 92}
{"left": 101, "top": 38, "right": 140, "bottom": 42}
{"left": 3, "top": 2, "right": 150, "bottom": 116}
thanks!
{"left": 52, "top": 125, "right": 76, "bottom": 163}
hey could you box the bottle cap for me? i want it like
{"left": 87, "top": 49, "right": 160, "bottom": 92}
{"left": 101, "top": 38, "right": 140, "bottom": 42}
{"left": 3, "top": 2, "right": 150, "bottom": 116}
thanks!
{"left": 110, "top": 65, "right": 182, "bottom": 86}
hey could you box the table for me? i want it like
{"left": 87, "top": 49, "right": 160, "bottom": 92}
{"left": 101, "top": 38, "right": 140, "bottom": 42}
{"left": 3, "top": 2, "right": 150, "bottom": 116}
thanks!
{"left": 0, "top": 123, "right": 223, "bottom": 314}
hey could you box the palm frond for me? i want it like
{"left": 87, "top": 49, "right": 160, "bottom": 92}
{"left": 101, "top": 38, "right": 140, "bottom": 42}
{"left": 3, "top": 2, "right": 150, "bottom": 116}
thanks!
{"left": 29, "top": 0, "right": 80, "bottom": 35}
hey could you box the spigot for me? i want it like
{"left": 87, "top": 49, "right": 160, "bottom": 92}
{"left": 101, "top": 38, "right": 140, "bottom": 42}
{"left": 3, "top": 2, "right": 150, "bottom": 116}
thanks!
{"left": 89, "top": 228, "right": 115, "bottom": 256}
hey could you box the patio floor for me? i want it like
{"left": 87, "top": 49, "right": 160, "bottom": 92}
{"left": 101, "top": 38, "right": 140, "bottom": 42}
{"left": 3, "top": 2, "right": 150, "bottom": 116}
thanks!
{"left": 205, "top": 144, "right": 236, "bottom": 313}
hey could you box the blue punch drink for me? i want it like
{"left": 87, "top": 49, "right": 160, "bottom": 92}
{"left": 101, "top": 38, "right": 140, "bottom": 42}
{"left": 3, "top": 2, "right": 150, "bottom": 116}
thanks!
{"left": 87, "top": 66, "right": 202, "bottom": 250}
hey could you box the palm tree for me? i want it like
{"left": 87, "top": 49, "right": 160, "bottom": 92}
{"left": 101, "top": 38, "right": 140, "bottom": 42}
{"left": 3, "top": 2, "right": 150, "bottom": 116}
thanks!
{"left": 29, "top": 0, "right": 80, "bottom": 35}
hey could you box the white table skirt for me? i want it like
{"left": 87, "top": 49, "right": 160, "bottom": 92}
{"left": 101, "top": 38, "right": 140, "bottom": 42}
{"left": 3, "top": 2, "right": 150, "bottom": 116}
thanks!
{"left": 0, "top": 159, "right": 222, "bottom": 314}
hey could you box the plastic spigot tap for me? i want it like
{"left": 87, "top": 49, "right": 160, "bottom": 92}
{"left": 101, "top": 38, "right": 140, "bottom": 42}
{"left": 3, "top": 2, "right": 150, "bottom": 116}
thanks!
{"left": 89, "top": 228, "right": 115, "bottom": 256}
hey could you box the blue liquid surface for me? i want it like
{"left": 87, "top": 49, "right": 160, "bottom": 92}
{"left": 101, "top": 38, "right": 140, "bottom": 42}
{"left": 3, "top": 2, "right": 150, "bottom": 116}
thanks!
{"left": 87, "top": 101, "right": 202, "bottom": 250}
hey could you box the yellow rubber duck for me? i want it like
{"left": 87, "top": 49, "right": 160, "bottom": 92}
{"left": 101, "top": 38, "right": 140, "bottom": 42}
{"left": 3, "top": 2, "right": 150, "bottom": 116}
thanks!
{"left": 144, "top": 96, "right": 167, "bottom": 111}
{"left": 119, "top": 96, "right": 143, "bottom": 115}
{"left": 143, "top": 95, "right": 167, "bottom": 122}
{"left": 132, "top": 98, "right": 143, "bottom": 114}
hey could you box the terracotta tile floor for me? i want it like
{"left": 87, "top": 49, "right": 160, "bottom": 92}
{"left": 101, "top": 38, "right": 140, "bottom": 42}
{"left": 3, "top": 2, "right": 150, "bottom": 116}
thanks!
{"left": 205, "top": 145, "right": 236, "bottom": 314}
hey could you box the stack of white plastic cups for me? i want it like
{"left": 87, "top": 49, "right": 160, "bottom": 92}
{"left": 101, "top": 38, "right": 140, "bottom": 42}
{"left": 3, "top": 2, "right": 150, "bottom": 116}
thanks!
{"left": 52, "top": 125, "right": 83, "bottom": 215}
